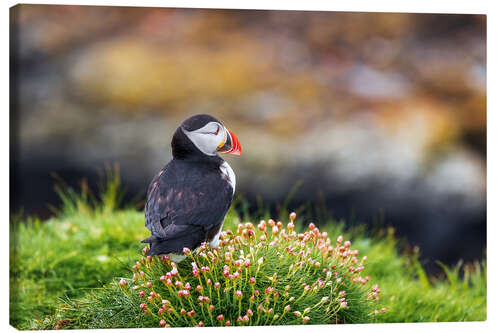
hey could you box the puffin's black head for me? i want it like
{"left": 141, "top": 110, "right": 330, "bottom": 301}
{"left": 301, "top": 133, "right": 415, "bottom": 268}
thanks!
{"left": 171, "top": 114, "right": 242, "bottom": 160}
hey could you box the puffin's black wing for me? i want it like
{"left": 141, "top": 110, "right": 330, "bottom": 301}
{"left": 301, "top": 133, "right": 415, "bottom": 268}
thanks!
{"left": 143, "top": 159, "right": 233, "bottom": 254}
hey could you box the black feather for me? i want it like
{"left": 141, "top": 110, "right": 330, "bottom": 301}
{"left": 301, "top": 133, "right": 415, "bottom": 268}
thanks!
{"left": 143, "top": 154, "right": 233, "bottom": 255}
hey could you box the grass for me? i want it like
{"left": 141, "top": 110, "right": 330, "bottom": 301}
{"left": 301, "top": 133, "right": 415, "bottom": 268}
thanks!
{"left": 9, "top": 176, "right": 486, "bottom": 329}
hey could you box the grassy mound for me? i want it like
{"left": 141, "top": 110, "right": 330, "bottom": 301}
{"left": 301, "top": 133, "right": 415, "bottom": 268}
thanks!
{"left": 48, "top": 215, "right": 384, "bottom": 328}
{"left": 9, "top": 179, "right": 486, "bottom": 329}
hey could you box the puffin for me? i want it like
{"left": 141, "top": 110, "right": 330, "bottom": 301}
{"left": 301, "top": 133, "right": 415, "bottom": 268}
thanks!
{"left": 141, "top": 114, "right": 241, "bottom": 261}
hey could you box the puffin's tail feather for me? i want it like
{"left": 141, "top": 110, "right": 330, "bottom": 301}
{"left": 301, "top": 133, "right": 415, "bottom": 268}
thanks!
{"left": 141, "top": 235, "right": 157, "bottom": 244}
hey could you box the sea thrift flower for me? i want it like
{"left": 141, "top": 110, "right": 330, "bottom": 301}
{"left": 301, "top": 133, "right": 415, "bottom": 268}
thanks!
{"left": 247, "top": 309, "right": 253, "bottom": 316}
{"left": 139, "top": 291, "right": 145, "bottom": 298}
{"left": 159, "top": 319, "right": 166, "bottom": 327}
{"left": 225, "top": 321, "right": 231, "bottom": 326}
{"left": 303, "top": 316, "right": 310, "bottom": 323}
{"left": 146, "top": 282, "right": 152, "bottom": 288}
{"left": 381, "top": 308, "right": 387, "bottom": 313}
{"left": 217, "top": 314, "right": 224, "bottom": 321}
{"left": 235, "top": 290, "right": 243, "bottom": 298}
{"left": 140, "top": 303, "right": 146, "bottom": 310}
{"left": 308, "top": 222, "right": 315, "bottom": 230}
{"left": 180, "top": 309, "right": 186, "bottom": 315}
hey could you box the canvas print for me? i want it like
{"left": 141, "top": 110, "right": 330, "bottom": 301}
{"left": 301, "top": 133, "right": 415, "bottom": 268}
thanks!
{"left": 9, "top": 4, "right": 486, "bottom": 329}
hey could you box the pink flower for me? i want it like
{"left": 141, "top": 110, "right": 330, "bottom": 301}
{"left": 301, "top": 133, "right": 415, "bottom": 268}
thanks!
{"left": 139, "top": 291, "right": 145, "bottom": 298}
{"left": 243, "top": 315, "right": 249, "bottom": 322}
{"left": 303, "top": 316, "right": 310, "bottom": 323}
{"left": 249, "top": 277, "right": 256, "bottom": 284}
{"left": 159, "top": 319, "right": 166, "bottom": 327}
{"left": 247, "top": 309, "right": 253, "bottom": 316}
{"left": 289, "top": 212, "right": 296, "bottom": 221}
{"left": 287, "top": 222, "right": 295, "bottom": 231}
{"left": 139, "top": 303, "right": 146, "bottom": 310}
{"left": 198, "top": 321, "right": 204, "bottom": 327}
{"left": 235, "top": 290, "right": 243, "bottom": 298}
{"left": 381, "top": 308, "right": 387, "bottom": 313}
{"left": 183, "top": 247, "right": 191, "bottom": 254}
{"left": 225, "top": 320, "right": 231, "bottom": 326}
{"left": 217, "top": 314, "right": 224, "bottom": 321}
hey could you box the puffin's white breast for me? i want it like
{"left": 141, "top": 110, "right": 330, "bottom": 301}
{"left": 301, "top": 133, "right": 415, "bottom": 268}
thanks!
{"left": 220, "top": 161, "right": 236, "bottom": 193}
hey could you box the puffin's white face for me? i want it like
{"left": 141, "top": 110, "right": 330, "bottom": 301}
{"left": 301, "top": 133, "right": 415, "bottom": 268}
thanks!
{"left": 182, "top": 121, "right": 227, "bottom": 156}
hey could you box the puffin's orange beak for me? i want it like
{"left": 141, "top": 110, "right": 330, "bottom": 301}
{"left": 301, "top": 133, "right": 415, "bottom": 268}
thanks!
{"left": 217, "top": 128, "right": 242, "bottom": 155}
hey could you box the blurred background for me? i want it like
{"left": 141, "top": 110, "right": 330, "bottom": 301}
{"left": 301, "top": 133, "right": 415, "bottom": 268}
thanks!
{"left": 10, "top": 5, "right": 486, "bottom": 272}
